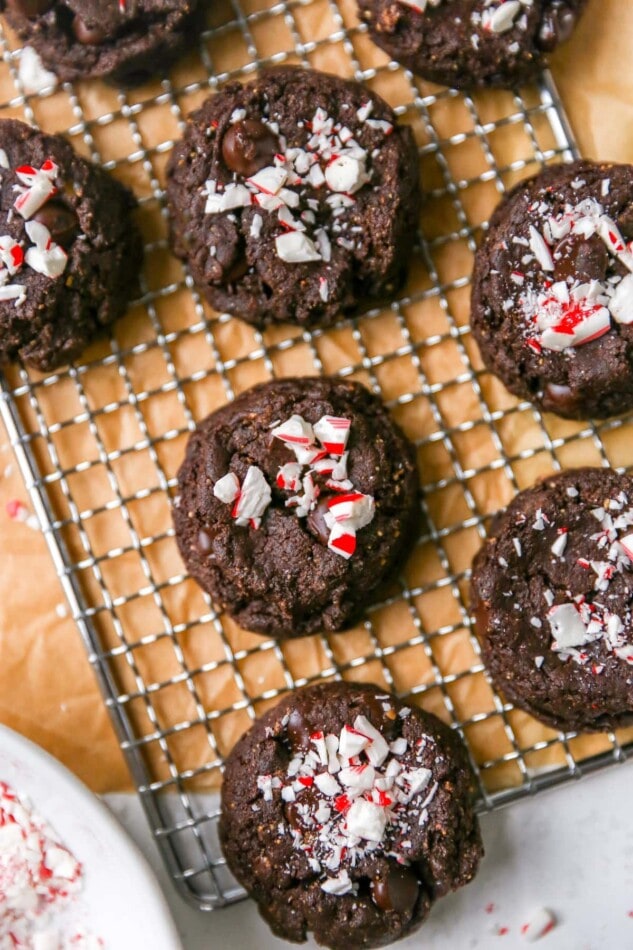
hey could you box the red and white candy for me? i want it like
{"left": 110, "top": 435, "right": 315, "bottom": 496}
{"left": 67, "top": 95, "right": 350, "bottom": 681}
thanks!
{"left": 272, "top": 414, "right": 315, "bottom": 448}
{"left": 24, "top": 219, "right": 67, "bottom": 279}
{"left": 313, "top": 415, "right": 351, "bottom": 456}
{"left": 13, "top": 158, "right": 58, "bottom": 220}
{"left": 327, "top": 522, "right": 356, "bottom": 559}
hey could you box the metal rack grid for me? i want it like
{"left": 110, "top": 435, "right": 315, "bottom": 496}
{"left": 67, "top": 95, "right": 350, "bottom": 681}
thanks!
{"left": 0, "top": 0, "right": 632, "bottom": 912}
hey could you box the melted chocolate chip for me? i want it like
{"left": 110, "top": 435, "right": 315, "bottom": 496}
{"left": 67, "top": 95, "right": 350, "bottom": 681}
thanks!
{"left": 307, "top": 498, "right": 331, "bottom": 546}
{"left": 6, "top": 0, "right": 53, "bottom": 17}
{"left": 543, "top": 382, "right": 576, "bottom": 415}
{"left": 196, "top": 529, "right": 212, "bottom": 555}
{"left": 371, "top": 866, "right": 419, "bottom": 915}
{"left": 33, "top": 199, "right": 79, "bottom": 248}
{"left": 553, "top": 233, "right": 608, "bottom": 283}
{"left": 286, "top": 708, "right": 311, "bottom": 750}
{"left": 537, "top": 3, "right": 577, "bottom": 52}
{"left": 72, "top": 14, "right": 106, "bottom": 45}
{"left": 221, "top": 120, "right": 279, "bottom": 177}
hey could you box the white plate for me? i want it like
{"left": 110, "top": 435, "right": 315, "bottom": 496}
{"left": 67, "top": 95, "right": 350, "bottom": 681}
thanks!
{"left": 0, "top": 724, "right": 182, "bottom": 950}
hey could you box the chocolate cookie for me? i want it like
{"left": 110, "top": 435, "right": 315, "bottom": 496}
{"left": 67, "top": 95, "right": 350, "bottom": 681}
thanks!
{"left": 0, "top": 0, "right": 205, "bottom": 86}
{"left": 0, "top": 119, "right": 142, "bottom": 371}
{"left": 471, "top": 468, "right": 633, "bottom": 733}
{"left": 173, "top": 377, "right": 420, "bottom": 638}
{"left": 166, "top": 66, "right": 420, "bottom": 331}
{"left": 357, "top": 0, "right": 587, "bottom": 90}
{"left": 471, "top": 160, "right": 633, "bottom": 419}
{"left": 220, "top": 681, "right": 483, "bottom": 949}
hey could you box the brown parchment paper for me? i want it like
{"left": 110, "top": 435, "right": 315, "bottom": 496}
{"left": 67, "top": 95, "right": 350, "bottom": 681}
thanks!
{"left": 0, "top": 0, "right": 632, "bottom": 796}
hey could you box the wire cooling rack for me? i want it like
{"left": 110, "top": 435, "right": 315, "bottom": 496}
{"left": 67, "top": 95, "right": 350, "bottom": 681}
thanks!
{"left": 1, "top": 0, "right": 633, "bottom": 912}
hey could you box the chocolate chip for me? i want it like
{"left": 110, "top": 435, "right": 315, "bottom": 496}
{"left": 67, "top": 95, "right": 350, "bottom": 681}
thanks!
{"left": 72, "top": 14, "right": 106, "bottom": 45}
{"left": 286, "top": 708, "right": 311, "bottom": 750}
{"left": 6, "top": 0, "right": 53, "bottom": 17}
{"left": 32, "top": 200, "right": 79, "bottom": 248}
{"left": 196, "top": 529, "right": 212, "bottom": 555}
{"left": 307, "top": 498, "right": 331, "bottom": 546}
{"left": 221, "top": 120, "right": 279, "bottom": 177}
{"left": 371, "top": 866, "right": 419, "bottom": 915}
{"left": 543, "top": 382, "right": 576, "bottom": 415}
{"left": 537, "top": 3, "right": 577, "bottom": 52}
{"left": 553, "top": 233, "right": 608, "bottom": 283}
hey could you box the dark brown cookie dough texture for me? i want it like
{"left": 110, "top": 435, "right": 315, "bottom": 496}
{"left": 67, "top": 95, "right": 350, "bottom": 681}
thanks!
{"left": 471, "top": 160, "right": 633, "bottom": 420}
{"left": 166, "top": 66, "right": 421, "bottom": 331}
{"left": 0, "top": 119, "right": 142, "bottom": 371}
{"left": 0, "top": 0, "right": 205, "bottom": 86}
{"left": 220, "top": 681, "right": 483, "bottom": 950}
{"left": 173, "top": 377, "right": 420, "bottom": 638}
{"left": 357, "top": 0, "right": 587, "bottom": 89}
{"left": 471, "top": 468, "right": 633, "bottom": 733}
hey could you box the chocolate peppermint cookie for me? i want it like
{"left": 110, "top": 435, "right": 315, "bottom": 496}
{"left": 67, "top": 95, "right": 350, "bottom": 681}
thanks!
{"left": 166, "top": 66, "right": 420, "bottom": 330}
{"left": 357, "top": 0, "right": 587, "bottom": 90}
{"left": 0, "top": 119, "right": 142, "bottom": 371}
{"left": 173, "top": 377, "right": 419, "bottom": 638}
{"left": 471, "top": 160, "right": 633, "bottom": 419}
{"left": 0, "top": 0, "right": 205, "bottom": 86}
{"left": 471, "top": 468, "right": 633, "bottom": 733}
{"left": 220, "top": 681, "right": 483, "bottom": 949}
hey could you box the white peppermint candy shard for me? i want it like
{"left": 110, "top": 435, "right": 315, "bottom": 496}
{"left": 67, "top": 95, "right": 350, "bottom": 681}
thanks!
{"left": 313, "top": 415, "right": 351, "bottom": 456}
{"left": 13, "top": 161, "right": 58, "bottom": 220}
{"left": 0, "top": 235, "right": 24, "bottom": 274}
{"left": 331, "top": 451, "right": 349, "bottom": 481}
{"left": 321, "top": 869, "right": 353, "bottom": 895}
{"left": 25, "top": 243, "right": 67, "bottom": 278}
{"left": 314, "top": 771, "right": 340, "bottom": 797}
{"left": 353, "top": 715, "right": 390, "bottom": 767}
{"left": 25, "top": 219, "right": 51, "bottom": 249}
{"left": 528, "top": 225, "right": 554, "bottom": 271}
{"left": 247, "top": 166, "right": 287, "bottom": 196}
{"left": 345, "top": 799, "right": 387, "bottom": 843}
{"left": 327, "top": 492, "right": 375, "bottom": 531}
{"left": 325, "top": 154, "right": 368, "bottom": 194}
{"left": 18, "top": 45, "right": 57, "bottom": 94}
{"left": 275, "top": 231, "right": 322, "bottom": 263}
{"left": 276, "top": 461, "right": 303, "bottom": 491}
{"left": 540, "top": 305, "right": 611, "bottom": 352}
{"left": 550, "top": 533, "right": 568, "bottom": 558}
{"left": 609, "top": 274, "right": 633, "bottom": 325}
{"left": 598, "top": 215, "right": 633, "bottom": 273}
{"left": 0, "top": 283, "right": 25, "bottom": 301}
{"left": 396, "top": 766, "right": 432, "bottom": 803}
{"left": 327, "top": 522, "right": 357, "bottom": 559}
{"left": 521, "top": 907, "right": 557, "bottom": 942}
{"left": 338, "top": 723, "right": 369, "bottom": 760}
{"left": 547, "top": 603, "right": 590, "bottom": 649}
{"left": 272, "top": 414, "right": 315, "bottom": 447}
{"left": 338, "top": 763, "right": 376, "bottom": 792}
{"left": 213, "top": 471, "right": 240, "bottom": 504}
{"left": 233, "top": 465, "right": 271, "bottom": 524}
{"left": 488, "top": 0, "right": 522, "bottom": 32}
{"left": 620, "top": 532, "right": 633, "bottom": 562}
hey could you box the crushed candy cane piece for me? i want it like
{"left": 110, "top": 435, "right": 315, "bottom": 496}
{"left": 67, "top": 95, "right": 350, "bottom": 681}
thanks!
{"left": 213, "top": 471, "right": 240, "bottom": 504}
{"left": 313, "top": 415, "right": 351, "bottom": 456}
{"left": 232, "top": 465, "right": 272, "bottom": 527}
{"left": 521, "top": 907, "right": 556, "bottom": 942}
{"left": 327, "top": 522, "right": 356, "bottom": 559}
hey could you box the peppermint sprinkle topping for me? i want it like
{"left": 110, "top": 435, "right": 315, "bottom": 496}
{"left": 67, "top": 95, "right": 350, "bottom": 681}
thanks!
{"left": 257, "top": 711, "right": 437, "bottom": 894}
{"left": 532, "top": 489, "right": 633, "bottom": 667}
{"left": 519, "top": 192, "right": 633, "bottom": 354}
{"left": 0, "top": 781, "right": 102, "bottom": 948}
{"left": 212, "top": 413, "right": 374, "bottom": 558}
{"left": 203, "top": 103, "right": 392, "bottom": 267}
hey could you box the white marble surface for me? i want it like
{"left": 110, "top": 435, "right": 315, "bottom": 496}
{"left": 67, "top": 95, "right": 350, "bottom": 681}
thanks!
{"left": 105, "top": 759, "right": 633, "bottom": 950}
